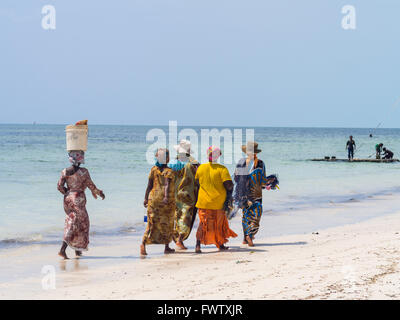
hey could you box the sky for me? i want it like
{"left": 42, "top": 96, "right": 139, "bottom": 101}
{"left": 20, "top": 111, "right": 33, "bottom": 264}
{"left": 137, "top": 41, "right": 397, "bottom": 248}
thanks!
{"left": 1, "top": 1, "right": 400, "bottom": 127}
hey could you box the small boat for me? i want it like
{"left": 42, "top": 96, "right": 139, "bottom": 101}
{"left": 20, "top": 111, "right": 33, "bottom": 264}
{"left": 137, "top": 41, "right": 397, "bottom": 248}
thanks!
{"left": 311, "top": 158, "right": 399, "bottom": 163}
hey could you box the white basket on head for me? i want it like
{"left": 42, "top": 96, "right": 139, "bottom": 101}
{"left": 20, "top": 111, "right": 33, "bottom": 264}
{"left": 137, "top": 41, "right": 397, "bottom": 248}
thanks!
{"left": 65, "top": 125, "right": 88, "bottom": 151}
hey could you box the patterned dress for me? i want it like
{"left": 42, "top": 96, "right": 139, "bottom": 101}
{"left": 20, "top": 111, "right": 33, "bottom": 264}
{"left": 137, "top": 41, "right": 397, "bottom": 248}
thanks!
{"left": 142, "top": 166, "right": 176, "bottom": 244}
{"left": 233, "top": 158, "right": 268, "bottom": 239}
{"left": 171, "top": 157, "right": 199, "bottom": 242}
{"left": 196, "top": 209, "right": 237, "bottom": 248}
{"left": 57, "top": 167, "right": 102, "bottom": 251}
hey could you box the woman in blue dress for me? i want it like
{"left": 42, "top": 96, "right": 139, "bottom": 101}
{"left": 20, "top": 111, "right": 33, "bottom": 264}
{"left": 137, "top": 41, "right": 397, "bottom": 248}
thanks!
{"left": 233, "top": 142, "right": 278, "bottom": 247}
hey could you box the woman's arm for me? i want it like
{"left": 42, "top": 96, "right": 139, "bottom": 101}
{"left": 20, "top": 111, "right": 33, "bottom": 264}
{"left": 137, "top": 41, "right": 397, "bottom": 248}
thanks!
{"left": 57, "top": 170, "right": 67, "bottom": 195}
{"left": 223, "top": 180, "right": 234, "bottom": 211}
{"left": 144, "top": 178, "right": 153, "bottom": 207}
{"left": 85, "top": 169, "right": 105, "bottom": 200}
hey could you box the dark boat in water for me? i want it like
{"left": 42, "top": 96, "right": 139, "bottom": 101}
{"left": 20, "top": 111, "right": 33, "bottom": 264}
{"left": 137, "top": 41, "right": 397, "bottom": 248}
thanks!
{"left": 311, "top": 158, "right": 399, "bottom": 163}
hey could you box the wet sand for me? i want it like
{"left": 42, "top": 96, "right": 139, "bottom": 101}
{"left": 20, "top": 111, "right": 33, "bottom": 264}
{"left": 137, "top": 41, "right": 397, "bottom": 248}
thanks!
{"left": 2, "top": 196, "right": 400, "bottom": 299}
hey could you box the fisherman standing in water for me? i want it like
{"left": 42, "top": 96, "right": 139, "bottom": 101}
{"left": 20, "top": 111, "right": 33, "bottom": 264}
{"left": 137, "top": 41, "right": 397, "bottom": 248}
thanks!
{"left": 346, "top": 136, "right": 356, "bottom": 160}
{"left": 375, "top": 143, "right": 384, "bottom": 159}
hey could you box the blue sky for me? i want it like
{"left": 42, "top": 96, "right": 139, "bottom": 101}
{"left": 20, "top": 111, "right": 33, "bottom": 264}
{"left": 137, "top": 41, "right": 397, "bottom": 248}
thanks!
{"left": 1, "top": 1, "right": 400, "bottom": 127}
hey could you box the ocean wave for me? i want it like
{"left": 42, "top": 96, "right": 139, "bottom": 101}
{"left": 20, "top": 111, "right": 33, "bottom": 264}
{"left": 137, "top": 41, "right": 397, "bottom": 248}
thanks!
{"left": 266, "top": 185, "right": 400, "bottom": 214}
{"left": 0, "top": 234, "right": 45, "bottom": 248}
{"left": 0, "top": 222, "right": 147, "bottom": 250}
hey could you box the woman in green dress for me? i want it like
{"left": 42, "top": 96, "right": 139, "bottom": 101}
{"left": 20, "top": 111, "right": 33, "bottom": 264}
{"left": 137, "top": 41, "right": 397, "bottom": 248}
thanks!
{"left": 141, "top": 148, "right": 176, "bottom": 256}
{"left": 168, "top": 140, "right": 199, "bottom": 250}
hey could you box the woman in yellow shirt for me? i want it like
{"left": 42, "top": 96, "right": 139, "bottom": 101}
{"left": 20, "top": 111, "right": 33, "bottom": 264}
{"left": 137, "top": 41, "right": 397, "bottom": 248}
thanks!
{"left": 194, "top": 146, "right": 237, "bottom": 253}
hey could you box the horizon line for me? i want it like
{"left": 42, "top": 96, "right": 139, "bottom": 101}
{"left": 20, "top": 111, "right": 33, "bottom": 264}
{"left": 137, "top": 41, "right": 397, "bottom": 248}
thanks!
{"left": 0, "top": 122, "right": 398, "bottom": 130}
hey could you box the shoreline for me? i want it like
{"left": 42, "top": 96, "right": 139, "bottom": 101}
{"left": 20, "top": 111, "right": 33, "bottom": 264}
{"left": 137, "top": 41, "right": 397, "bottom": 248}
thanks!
{"left": 2, "top": 198, "right": 400, "bottom": 299}
{"left": 2, "top": 186, "right": 400, "bottom": 251}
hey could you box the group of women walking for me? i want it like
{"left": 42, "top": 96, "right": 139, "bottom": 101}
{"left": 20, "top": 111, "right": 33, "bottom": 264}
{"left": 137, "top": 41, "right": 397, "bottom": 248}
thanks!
{"left": 57, "top": 140, "right": 278, "bottom": 259}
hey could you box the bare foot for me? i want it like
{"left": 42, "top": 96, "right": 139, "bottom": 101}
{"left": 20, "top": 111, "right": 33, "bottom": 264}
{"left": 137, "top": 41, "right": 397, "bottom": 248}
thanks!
{"left": 242, "top": 239, "right": 248, "bottom": 244}
{"left": 195, "top": 246, "right": 202, "bottom": 254}
{"left": 176, "top": 241, "right": 187, "bottom": 250}
{"left": 140, "top": 244, "right": 147, "bottom": 256}
{"left": 219, "top": 245, "right": 229, "bottom": 251}
{"left": 58, "top": 251, "right": 69, "bottom": 259}
{"left": 164, "top": 247, "right": 175, "bottom": 254}
{"left": 246, "top": 235, "right": 254, "bottom": 247}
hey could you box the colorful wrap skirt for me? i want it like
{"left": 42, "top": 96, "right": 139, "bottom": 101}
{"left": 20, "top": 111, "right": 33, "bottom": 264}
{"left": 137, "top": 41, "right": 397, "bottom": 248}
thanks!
{"left": 142, "top": 201, "right": 175, "bottom": 245}
{"left": 196, "top": 209, "right": 237, "bottom": 248}
{"left": 242, "top": 201, "right": 262, "bottom": 239}
{"left": 63, "top": 190, "right": 90, "bottom": 251}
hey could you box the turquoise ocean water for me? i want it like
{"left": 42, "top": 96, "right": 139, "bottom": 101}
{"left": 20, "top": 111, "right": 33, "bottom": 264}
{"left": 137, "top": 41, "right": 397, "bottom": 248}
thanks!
{"left": 1, "top": 124, "right": 400, "bottom": 248}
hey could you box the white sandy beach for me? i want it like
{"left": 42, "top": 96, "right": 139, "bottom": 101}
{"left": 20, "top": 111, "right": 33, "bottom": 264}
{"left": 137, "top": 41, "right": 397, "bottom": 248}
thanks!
{"left": 2, "top": 194, "right": 400, "bottom": 300}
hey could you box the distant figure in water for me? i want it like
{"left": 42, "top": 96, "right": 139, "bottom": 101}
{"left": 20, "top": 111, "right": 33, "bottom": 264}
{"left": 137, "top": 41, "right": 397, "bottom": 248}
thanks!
{"left": 382, "top": 147, "right": 394, "bottom": 159}
{"left": 375, "top": 143, "right": 384, "bottom": 159}
{"left": 346, "top": 136, "right": 356, "bottom": 160}
{"left": 57, "top": 151, "right": 105, "bottom": 259}
{"left": 369, "top": 134, "right": 373, "bottom": 138}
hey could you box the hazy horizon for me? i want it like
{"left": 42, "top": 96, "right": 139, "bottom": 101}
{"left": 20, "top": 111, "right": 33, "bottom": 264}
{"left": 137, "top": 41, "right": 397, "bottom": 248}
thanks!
{"left": 0, "top": 122, "right": 398, "bottom": 130}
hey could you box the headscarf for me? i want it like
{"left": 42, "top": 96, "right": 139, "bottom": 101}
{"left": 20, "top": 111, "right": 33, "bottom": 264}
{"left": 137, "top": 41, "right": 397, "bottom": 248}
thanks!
{"left": 155, "top": 148, "right": 169, "bottom": 168}
{"left": 207, "top": 146, "right": 222, "bottom": 163}
{"left": 68, "top": 150, "right": 85, "bottom": 166}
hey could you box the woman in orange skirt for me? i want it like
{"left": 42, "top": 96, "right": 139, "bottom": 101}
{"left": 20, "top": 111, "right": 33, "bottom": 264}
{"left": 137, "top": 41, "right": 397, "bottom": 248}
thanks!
{"left": 194, "top": 146, "right": 237, "bottom": 253}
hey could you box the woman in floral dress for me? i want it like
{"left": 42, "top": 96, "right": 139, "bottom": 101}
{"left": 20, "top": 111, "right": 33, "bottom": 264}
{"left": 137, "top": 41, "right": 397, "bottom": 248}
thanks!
{"left": 57, "top": 150, "right": 105, "bottom": 259}
{"left": 168, "top": 140, "right": 199, "bottom": 250}
{"left": 141, "top": 148, "right": 176, "bottom": 256}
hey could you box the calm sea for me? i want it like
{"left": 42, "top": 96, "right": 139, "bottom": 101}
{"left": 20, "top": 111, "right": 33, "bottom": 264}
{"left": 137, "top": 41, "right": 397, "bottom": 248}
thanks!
{"left": 1, "top": 124, "right": 400, "bottom": 247}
